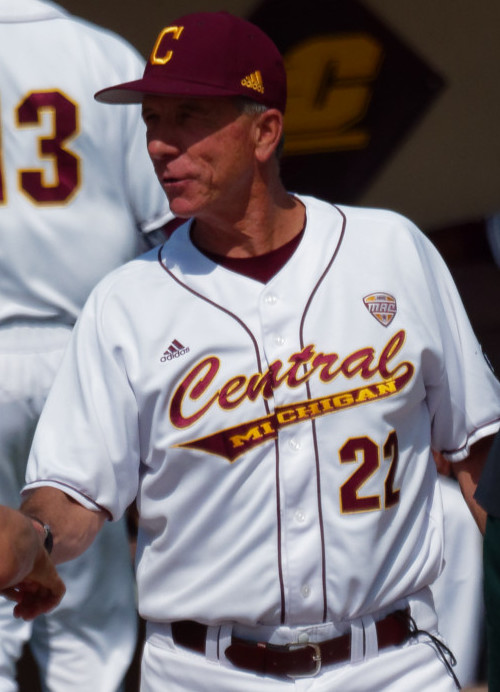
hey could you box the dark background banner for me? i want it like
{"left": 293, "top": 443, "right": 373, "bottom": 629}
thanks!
{"left": 249, "top": 0, "right": 445, "bottom": 203}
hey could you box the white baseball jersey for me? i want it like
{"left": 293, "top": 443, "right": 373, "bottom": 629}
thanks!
{"left": 0, "top": 0, "right": 172, "bottom": 327}
{"left": 26, "top": 195, "right": 500, "bottom": 628}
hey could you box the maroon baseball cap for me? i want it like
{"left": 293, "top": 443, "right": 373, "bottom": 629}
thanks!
{"left": 95, "top": 11, "right": 287, "bottom": 113}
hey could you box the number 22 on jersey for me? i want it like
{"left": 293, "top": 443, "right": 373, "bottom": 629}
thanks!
{"left": 340, "top": 430, "right": 400, "bottom": 513}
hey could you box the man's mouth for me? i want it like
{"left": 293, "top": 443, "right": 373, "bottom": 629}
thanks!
{"left": 163, "top": 175, "right": 189, "bottom": 187}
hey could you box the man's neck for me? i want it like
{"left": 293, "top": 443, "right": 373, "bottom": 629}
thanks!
{"left": 193, "top": 222, "right": 305, "bottom": 283}
{"left": 190, "top": 191, "right": 305, "bottom": 258}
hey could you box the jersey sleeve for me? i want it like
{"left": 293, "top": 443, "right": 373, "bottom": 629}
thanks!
{"left": 24, "top": 276, "right": 141, "bottom": 520}
{"left": 415, "top": 227, "right": 500, "bottom": 460}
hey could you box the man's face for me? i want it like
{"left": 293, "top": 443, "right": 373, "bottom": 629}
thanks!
{"left": 142, "top": 96, "right": 257, "bottom": 222}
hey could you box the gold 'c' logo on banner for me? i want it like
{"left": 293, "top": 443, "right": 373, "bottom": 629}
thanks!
{"left": 284, "top": 33, "right": 384, "bottom": 155}
{"left": 150, "top": 26, "right": 184, "bottom": 65}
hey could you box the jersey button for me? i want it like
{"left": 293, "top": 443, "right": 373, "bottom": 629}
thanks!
{"left": 301, "top": 584, "right": 311, "bottom": 598}
{"left": 294, "top": 510, "right": 306, "bottom": 523}
{"left": 274, "top": 335, "right": 286, "bottom": 346}
{"left": 265, "top": 294, "right": 278, "bottom": 304}
{"left": 289, "top": 438, "right": 301, "bottom": 451}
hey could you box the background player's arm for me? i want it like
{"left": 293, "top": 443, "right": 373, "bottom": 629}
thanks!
{"left": 453, "top": 434, "right": 494, "bottom": 534}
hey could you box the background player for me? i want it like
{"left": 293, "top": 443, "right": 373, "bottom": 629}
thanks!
{"left": 0, "top": 1, "right": 173, "bottom": 690}
{"left": 475, "top": 431, "right": 500, "bottom": 691}
{"left": 431, "top": 453, "right": 485, "bottom": 687}
{"left": 1, "top": 10, "right": 500, "bottom": 692}
{"left": 428, "top": 215, "right": 500, "bottom": 689}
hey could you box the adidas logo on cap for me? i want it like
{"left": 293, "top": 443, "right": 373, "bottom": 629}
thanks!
{"left": 241, "top": 70, "right": 264, "bottom": 95}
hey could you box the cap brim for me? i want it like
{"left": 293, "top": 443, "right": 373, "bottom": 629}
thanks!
{"left": 95, "top": 76, "right": 251, "bottom": 105}
{"left": 95, "top": 79, "right": 146, "bottom": 104}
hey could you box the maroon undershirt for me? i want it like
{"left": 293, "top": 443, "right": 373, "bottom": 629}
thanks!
{"left": 193, "top": 228, "right": 305, "bottom": 283}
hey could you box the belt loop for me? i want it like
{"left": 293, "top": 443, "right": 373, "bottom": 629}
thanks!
{"left": 362, "top": 615, "right": 377, "bottom": 660}
{"left": 217, "top": 625, "right": 234, "bottom": 666}
{"left": 350, "top": 620, "right": 364, "bottom": 664}
{"left": 205, "top": 626, "right": 221, "bottom": 663}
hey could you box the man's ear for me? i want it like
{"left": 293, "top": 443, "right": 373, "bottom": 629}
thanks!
{"left": 254, "top": 109, "right": 284, "bottom": 162}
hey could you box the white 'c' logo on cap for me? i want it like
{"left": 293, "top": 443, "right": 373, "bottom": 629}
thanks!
{"left": 150, "top": 26, "right": 184, "bottom": 65}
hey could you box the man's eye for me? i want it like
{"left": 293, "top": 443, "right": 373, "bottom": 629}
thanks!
{"left": 142, "top": 112, "right": 157, "bottom": 125}
{"left": 177, "top": 109, "right": 196, "bottom": 123}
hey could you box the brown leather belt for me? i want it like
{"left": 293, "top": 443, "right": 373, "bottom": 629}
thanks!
{"left": 171, "top": 609, "right": 412, "bottom": 678}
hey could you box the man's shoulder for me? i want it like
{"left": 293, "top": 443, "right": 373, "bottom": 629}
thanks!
{"left": 0, "top": 0, "right": 66, "bottom": 23}
{"left": 3, "top": 1, "right": 145, "bottom": 71}
{"left": 334, "top": 202, "right": 415, "bottom": 229}
{"left": 297, "top": 194, "right": 421, "bottom": 235}
{"left": 61, "top": 13, "right": 144, "bottom": 67}
{"left": 89, "top": 247, "right": 163, "bottom": 302}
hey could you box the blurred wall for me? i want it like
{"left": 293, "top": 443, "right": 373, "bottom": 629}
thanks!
{"left": 56, "top": 0, "right": 500, "bottom": 232}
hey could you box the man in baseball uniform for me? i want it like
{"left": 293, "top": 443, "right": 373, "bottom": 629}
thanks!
{"left": 0, "top": 1, "right": 173, "bottom": 690}
{"left": 1, "top": 10, "right": 499, "bottom": 691}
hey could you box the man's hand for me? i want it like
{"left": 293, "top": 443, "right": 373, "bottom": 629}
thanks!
{"left": 2, "top": 543, "right": 66, "bottom": 620}
{"left": 0, "top": 507, "right": 66, "bottom": 620}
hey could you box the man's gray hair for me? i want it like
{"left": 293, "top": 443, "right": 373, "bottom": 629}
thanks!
{"left": 239, "top": 99, "right": 269, "bottom": 116}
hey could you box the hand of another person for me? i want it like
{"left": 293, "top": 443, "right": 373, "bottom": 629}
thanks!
{"left": 0, "top": 516, "right": 66, "bottom": 621}
{"left": 2, "top": 546, "right": 65, "bottom": 620}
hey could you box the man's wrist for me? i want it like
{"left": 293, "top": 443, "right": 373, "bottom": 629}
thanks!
{"left": 27, "top": 516, "right": 54, "bottom": 555}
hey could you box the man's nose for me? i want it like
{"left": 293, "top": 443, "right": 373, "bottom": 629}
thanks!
{"left": 147, "top": 133, "right": 181, "bottom": 160}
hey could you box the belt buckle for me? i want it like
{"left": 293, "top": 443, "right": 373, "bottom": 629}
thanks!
{"left": 286, "top": 642, "right": 322, "bottom": 679}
